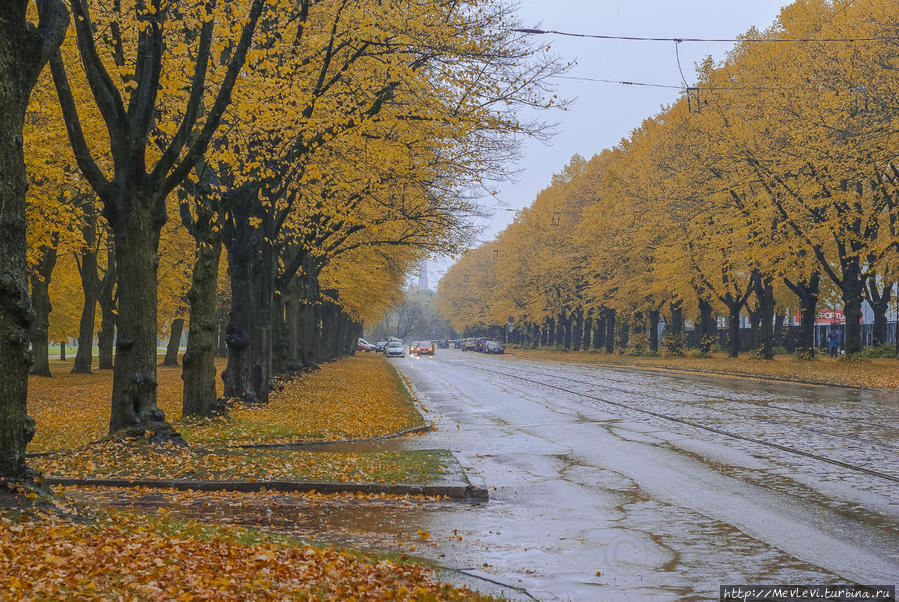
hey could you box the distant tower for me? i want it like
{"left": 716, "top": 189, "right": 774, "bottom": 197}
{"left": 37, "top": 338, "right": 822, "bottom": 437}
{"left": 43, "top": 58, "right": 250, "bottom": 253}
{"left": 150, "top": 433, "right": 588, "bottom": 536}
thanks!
{"left": 417, "top": 259, "right": 429, "bottom": 290}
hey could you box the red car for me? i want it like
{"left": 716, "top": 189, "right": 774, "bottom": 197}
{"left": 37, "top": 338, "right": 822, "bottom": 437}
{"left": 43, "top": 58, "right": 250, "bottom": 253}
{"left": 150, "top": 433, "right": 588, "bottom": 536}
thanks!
{"left": 416, "top": 340, "right": 435, "bottom": 355}
{"left": 356, "top": 338, "right": 376, "bottom": 352}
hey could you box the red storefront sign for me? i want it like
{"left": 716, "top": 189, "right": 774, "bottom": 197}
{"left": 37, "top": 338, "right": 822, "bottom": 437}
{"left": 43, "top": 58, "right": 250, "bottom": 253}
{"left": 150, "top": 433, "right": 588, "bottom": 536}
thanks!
{"left": 794, "top": 308, "right": 863, "bottom": 324}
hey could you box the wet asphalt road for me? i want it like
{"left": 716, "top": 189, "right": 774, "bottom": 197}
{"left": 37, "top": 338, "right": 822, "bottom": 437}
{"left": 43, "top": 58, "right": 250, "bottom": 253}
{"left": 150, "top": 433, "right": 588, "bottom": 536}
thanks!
{"left": 387, "top": 349, "right": 899, "bottom": 601}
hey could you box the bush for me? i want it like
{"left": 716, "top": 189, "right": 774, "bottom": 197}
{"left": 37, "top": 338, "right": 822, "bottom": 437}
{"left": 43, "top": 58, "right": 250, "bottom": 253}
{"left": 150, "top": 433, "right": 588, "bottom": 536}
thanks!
{"left": 748, "top": 345, "right": 774, "bottom": 360}
{"left": 859, "top": 345, "right": 898, "bottom": 359}
{"left": 626, "top": 332, "right": 650, "bottom": 356}
{"left": 698, "top": 333, "right": 715, "bottom": 354}
{"left": 689, "top": 348, "right": 710, "bottom": 359}
{"left": 793, "top": 347, "right": 815, "bottom": 361}
{"left": 662, "top": 333, "right": 686, "bottom": 356}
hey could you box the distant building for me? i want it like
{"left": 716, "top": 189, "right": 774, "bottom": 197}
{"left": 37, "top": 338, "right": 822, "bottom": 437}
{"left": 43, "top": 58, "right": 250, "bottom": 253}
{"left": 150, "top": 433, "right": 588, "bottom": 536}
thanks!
{"left": 417, "top": 259, "right": 429, "bottom": 290}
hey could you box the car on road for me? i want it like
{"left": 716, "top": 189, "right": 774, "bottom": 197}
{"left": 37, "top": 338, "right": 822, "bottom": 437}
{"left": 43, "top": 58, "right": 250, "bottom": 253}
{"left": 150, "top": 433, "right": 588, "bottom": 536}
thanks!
{"left": 416, "top": 340, "right": 435, "bottom": 355}
{"left": 437, "top": 339, "right": 450, "bottom": 349}
{"left": 375, "top": 339, "right": 388, "bottom": 352}
{"left": 475, "top": 337, "right": 489, "bottom": 352}
{"left": 462, "top": 338, "right": 478, "bottom": 351}
{"left": 384, "top": 341, "right": 405, "bottom": 358}
{"left": 485, "top": 340, "right": 505, "bottom": 354}
{"left": 357, "top": 338, "right": 376, "bottom": 352}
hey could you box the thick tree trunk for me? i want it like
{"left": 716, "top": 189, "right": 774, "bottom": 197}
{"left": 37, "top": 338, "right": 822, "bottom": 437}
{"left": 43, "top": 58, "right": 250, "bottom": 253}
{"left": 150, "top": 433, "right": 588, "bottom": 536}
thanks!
{"left": 648, "top": 309, "right": 660, "bottom": 353}
{"left": 222, "top": 208, "right": 255, "bottom": 400}
{"left": 605, "top": 309, "right": 616, "bottom": 353}
{"left": 866, "top": 280, "right": 893, "bottom": 347}
{"left": 73, "top": 210, "right": 99, "bottom": 373}
{"left": 59, "top": 341, "right": 65, "bottom": 361}
{"left": 774, "top": 314, "right": 785, "bottom": 348}
{"left": 786, "top": 274, "right": 819, "bottom": 354}
{"left": 28, "top": 245, "right": 57, "bottom": 377}
{"left": 841, "top": 262, "right": 865, "bottom": 355}
{"left": 727, "top": 306, "right": 741, "bottom": 358}
{"left": 97, "top": 243, "right": 116, "bottom": 370}
{"left": 698, "top": 297, "right": 715, "bottom": 345}
{"left": 618, "top": 316, "right": 629, "bottom": 349}
{"left": 582, "top": 315, "right": 592, "bottom": 350}
{"left": 594, "top": 313, "right": 604, "bottom": 350}
{"left": 669, "top": 300, "right": 683, "bottom": 337}
{"left": 748, "top": 305, "right": 761, "bottom": 350}
{"left": 107, "top": 216, "right": 172, "bottom": 436}
{"left": 755, "top": 275, "right": 776, "bottom": 359}
{"left": 163, "top": 318, "right": 184, "bottom": 366}
{"left": 182, "top": 236, "right": 221, "bottom": 418}
{"left": 572, "top": 308, "right": 583, "bottom": 351}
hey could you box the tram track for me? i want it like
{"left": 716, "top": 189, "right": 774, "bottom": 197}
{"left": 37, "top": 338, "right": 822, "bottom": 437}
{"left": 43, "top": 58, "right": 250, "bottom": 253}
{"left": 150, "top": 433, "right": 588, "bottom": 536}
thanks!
{"left": 459, "top": 361, "right": 899, "bottom": 485}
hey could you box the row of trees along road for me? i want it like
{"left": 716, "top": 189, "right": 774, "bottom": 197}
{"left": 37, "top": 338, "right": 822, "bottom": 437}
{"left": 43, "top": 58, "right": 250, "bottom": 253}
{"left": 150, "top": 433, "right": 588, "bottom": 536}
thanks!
{"left": 1, "top": 0, "right": 564, "bottom": 482}
{"left": 437, "top": 0, "right": 898, "bottom": 361}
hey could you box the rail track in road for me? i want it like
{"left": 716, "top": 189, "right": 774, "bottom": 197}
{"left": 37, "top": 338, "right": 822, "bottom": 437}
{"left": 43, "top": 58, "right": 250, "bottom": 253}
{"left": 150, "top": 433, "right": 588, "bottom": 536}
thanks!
{"left": 499, "top": 363, "right": 899, "bottom": 451}
{"left": 460, "top": 361, "right": 899, "bottom": 485}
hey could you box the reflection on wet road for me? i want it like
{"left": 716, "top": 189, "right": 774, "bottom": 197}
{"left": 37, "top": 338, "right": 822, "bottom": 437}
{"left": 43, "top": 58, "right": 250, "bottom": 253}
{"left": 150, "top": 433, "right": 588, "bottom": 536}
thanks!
{"left": 71, "top": 351, "right": 899, "bottom": 601}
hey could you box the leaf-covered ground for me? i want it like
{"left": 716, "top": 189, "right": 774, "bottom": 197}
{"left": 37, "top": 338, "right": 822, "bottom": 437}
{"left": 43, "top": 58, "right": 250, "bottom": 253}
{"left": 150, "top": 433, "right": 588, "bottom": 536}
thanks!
{"left": 28, "top": 354, "right": 439, "bottom": 486}
{"left": 28, "top": 354, "right": 423, "bottom": 453}
{"left": 32, "top": 442, "right": 449, "bottom": 484}
{"left": 0, "top": 508, "right": 493, "bottom": 601}
{"left": 507, "top": 348, "right": 899, "bottom": 390}
{"left": 183, "top": 354, "right": 425, "bottom": 446}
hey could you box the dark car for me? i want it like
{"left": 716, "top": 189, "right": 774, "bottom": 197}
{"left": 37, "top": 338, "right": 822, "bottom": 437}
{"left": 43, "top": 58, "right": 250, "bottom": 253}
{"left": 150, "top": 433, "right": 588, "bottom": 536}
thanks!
{"left": 437, "top": 339, "right": 450, "bottom": 349}
{"left": 475, "top": 337, "right": 489, "bottom": 352}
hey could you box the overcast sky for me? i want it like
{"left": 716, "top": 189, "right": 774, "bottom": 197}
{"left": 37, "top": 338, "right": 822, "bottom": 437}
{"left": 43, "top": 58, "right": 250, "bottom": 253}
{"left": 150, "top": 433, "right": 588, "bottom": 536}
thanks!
{"left": 424, "top": 0, "right": 792, "bottom": 287}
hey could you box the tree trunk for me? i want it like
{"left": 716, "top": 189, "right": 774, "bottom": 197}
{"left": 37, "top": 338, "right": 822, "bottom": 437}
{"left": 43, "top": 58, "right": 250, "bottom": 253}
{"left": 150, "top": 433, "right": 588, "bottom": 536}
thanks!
{"left": 774, "top": 313, "right": 785, "bottom": 348}
{"left": 28, "top": 245, "right": 57, "bottom": 377}
{"left": 107, "top": 216, "right": 172, "bottom": 436}
{"left": 594, "top": 312, "right": 604, "bottom": 350}
{"left": 669, "top": 300, "right": 683, "bottom": 337}
{"left": 727, "top": 305, "right": 741, "bottom": 358}
{"left": 163, "top": 318, "right": 184, "bottom": 366}
{"left": 582, "top": 315, "right": 592, "bottom": 350}
{"left": 866, "top": 279, "right": 893, "bottom": 347}
{"left": 618, "top": 316, "right": 629, "bottom": 349}
{"left": 755, "top": 275, "right": 775, "bottom": 359}
{"left": 786, "top": 274, "right": 819, "bottom": 354}
{"left": 97, "top": 241, "right": 116, "bottom": 370}
{"left": 605, "top": 309, "right": 616, "bottom": 353}
{"left": 182, "top": 235, "right": 221, "bottom": 418}
{"left": 698, "top": 297, "right": 715, "bottom": 345}
{"left": 572, "top": 308, "right": 583, "bottom": 351}
{"left": 222, "top": 202, "right": 255, "bottom": 400}
{"left": 648, "top": 309, "right": 660, "bottom": 353}
{"left": 73, "top": 209, "right": 99, "bottom": 373}
{"left": 841, "top": 262, "right": 865, "bottom": 355}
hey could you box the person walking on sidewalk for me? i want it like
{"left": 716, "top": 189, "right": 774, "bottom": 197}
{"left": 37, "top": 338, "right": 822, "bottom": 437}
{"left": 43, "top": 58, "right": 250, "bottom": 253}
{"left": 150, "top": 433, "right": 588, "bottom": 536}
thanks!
{"left": 828, "top": 329, "right": 840, "bottom": 358}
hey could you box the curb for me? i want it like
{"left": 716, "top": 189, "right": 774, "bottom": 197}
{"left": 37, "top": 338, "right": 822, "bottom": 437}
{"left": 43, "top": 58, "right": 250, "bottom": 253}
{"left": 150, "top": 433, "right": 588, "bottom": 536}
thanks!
{"left": 45, "top": 477, "right": 488, "bottom": 500}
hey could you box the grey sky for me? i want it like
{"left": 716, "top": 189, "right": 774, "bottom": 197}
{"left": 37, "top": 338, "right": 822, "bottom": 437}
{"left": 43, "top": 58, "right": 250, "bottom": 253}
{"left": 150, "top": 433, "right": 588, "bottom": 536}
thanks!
{"left": 426, "top": 0, "right": 792, "bottom": 287}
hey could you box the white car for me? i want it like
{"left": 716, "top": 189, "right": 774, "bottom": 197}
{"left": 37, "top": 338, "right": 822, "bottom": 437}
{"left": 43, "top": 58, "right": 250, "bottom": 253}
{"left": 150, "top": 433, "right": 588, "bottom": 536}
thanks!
{"left": 384, "top": 341, "right": 405, "bottom": 358}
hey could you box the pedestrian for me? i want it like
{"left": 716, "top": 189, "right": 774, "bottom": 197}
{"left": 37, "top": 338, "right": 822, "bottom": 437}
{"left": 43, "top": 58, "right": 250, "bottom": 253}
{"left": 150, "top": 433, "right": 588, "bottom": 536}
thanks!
{"left": 828, "top": 329, "right": 840, "bottom": 358}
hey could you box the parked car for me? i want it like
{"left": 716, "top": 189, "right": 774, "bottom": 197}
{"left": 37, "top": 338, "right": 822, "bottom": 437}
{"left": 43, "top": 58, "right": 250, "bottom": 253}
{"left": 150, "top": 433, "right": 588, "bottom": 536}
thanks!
{"left": 357, "top": 338, "right": 376, "bottom": 352}
{"left": 485, "top": 340, "right": 505, "bottom": 354}
{"left": 375, "top": 339, "right": 388, "bottom": 352}
{"left": 475, "top": 337, "right": 489, "bottom": 352}
{"left": 417, "top": 340, "right": 435, "bottom": 355}
{"left": 384, "top": 341, "right": 405, "bottom": 358}
{"left": 461, "top": 338, "right": 478, "bottom": 351}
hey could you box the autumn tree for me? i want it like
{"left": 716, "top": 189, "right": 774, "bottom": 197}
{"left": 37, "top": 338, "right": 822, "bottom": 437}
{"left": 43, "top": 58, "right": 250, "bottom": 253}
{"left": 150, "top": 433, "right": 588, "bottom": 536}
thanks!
{"left": 49, "top": 0, "right": 267, "bottom": 436}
